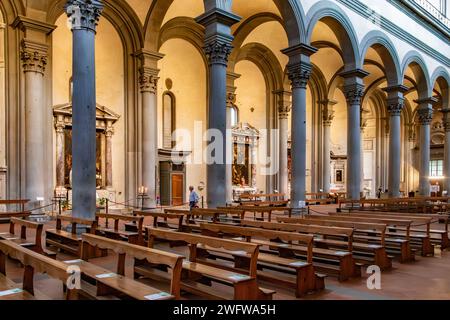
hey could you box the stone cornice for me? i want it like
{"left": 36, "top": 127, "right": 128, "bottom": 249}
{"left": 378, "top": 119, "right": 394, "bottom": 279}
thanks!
{"left": 134, "top": 49, "right": 165, "bottom": 69}
{"left": 11, "top": 16, "right": 56, "bottom": 35}
{"left": 195, "top": 8, "right": 241, "bottom": 28}
{"left": 418, "top": 107, "right": 434, "bottom": 125}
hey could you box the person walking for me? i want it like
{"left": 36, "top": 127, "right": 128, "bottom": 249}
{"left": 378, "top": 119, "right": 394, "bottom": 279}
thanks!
{"left": 189, "top": 186, "right": 199, "bottom": 211}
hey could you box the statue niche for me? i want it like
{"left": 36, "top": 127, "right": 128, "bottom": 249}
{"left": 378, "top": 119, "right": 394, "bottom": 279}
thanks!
{"left": 53, "top": 103, "right": 120, "bottom": 192}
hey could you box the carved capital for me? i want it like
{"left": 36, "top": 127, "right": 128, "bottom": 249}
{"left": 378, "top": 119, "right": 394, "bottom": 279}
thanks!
{"left": 21, "top": 40, "right": 48, "bottom": 74}
{"left": 55, "top": 118, "right": 66, "bottom": 134}
{"left": 343, "top": 83, "right": 365, "bottom": 105}
{"left": 387, "top": 98, "right": 404, "bottom": 116}
{"left": 226, "top": 92, "right": 236, "bottom": 108}
{"left": 204, "top": 38, "right": 233, "bottom": 66}
{"left": 139, "top": 68, "right": 159, "bottom": 94}
{"left": 418, "top": 108, "right": 433, "bottom": 125}
{"left": 65, "top": 0, "right": 103, "bottom": 32}
{"left": 286, "top": 62, "right": 312, "bottom": 89}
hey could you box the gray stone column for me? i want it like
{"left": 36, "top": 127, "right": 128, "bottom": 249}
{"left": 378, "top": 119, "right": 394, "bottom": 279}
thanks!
{"left": 360, "top": 118, "right": 368, "bottom": 195}
{"left": 442, "top": 109, "right": 450, "bottom": 193}
{"left": 417, "top": 99, "right": 436, "bottom": 196}
{"left": 21, "top": 40, "right": 48, "bottom": 205}
{"left": 196, "top": 9, "right": 240, "bottom": 208}
{"left": 105, "top": 121, "right": 114, "bottom": 189}
{"left": 321, "top": 100, "right": 336, "bottom": 193}
{"left": 384, "top": 85, "right": 407, "bottom": 198}
{"left": 66, "top": 0, "right": 103, "bottom": 219}
{"left": 55, "top": 116, "right": 66, "bottom": 188}
{"left": 136, "top": 50, "right": 164, "bottom": 209}
{"left": 275, "top": 91, "right": 292, "bottom": 197}
{"left": 282, "top": 44, "right": 317, "bottom": 208}
{"left": 340, "top": 70, "right": 368, "bottom": 200}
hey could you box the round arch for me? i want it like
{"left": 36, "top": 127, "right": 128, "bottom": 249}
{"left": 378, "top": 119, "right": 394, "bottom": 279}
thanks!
{"left": 305, "top": 1, "right": 360, "bottom": 70}
{"left": 359, "top": 30, "right": 402, "bottom": 87}
{"left": 430, "top": 67, "right": 450, "bottom": 109}
{"left": 401, "top": 51, "right": 431, "bottom": 99}
{"left": 144, "top": 0, "right": 306, "bottom": 51}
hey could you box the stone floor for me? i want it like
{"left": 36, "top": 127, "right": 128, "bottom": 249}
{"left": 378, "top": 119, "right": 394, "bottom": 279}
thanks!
{"left": 1, "top": 205, "right": 450, "bottom": 300}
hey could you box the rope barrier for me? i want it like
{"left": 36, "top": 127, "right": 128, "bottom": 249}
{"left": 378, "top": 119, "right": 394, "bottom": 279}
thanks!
{"left": 28, "top": 203, "right": 55, "bottom": 212}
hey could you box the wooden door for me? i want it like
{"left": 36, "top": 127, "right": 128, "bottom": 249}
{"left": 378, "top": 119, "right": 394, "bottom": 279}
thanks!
{"left": 171, "top": 174, "right": 184, "bottom": 206}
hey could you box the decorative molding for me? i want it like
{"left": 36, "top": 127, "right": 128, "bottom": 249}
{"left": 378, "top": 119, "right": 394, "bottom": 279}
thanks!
{"left": 20, "top": 40, "right": 48, "bottom": 74}
{"left": 11, "top": 16, "right": 56, "bottom": 35}
{"left": 286, "top": 62, "right": 312, "bottom": 89}
{"left": 65, "top": 0, "right": 104, "bottom": 32}
{"left": 204, "top": 39, "right": 233, "bottom": 66}
{"left": 139, "top": 67, "right": 159, "bottom": 94}
{"left": 343, "top": 83, "right": 365, "bottom": 105}
{"left": 337, "top": 0, "right": 450, "bottom": 67}
{"left": 418, "top": 107, "right": 434, "bottom": 125}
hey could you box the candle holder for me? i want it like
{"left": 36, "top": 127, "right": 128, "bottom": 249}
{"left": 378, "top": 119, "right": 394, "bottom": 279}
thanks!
{"left": 137, "top": 186, "right": 149, "bottom": 210}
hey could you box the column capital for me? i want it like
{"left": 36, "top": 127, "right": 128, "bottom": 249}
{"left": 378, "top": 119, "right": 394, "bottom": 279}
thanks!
{"left": 286, "top": 62, "right": 313, "bottom": 89}
{"left": 20, "top": 39, "right": 48, "bottom": 74}
{"left": 418, "top": 107, "right": 434, "bottom": 125}
{"left": 65, "top": 0, "right": 104, "bottom": 33}
{"left": 274, "top": 90, "right": 292, "bottom": 119}
{"left": 383, "top": 85, "right": 408, "bottom": 116}
{"left": 226, "top": 92, "right": 237, "bottom": 108}
{"left": 139, "top": 67, "right": 159, "bottom": 94}
{"left": 343, "top": 83, "right": 365, "bottom": 105}
{"left": 105, "top": 122, "right": 114, "bottom": 137}
{"left": 55, "top": 116, "right": 66, "bottom": 133}
{"left": 203, "top": 36, "right": 234, "bottom": 66}
{"left": 320, "top": 100, "right": 337, "bottom": 126}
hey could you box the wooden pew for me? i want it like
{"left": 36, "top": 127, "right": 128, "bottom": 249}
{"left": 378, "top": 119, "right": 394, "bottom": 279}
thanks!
{"left": 304, "top": 215, "right": 415, "bottom": 262}
{"left": 239, "top": 220, "right": 359, "bottom": 281}
{"left": 0, "top": 240, "right": 79, "bottom": 300}
{"left": 232, "top": 206, "right": 276, "bottom": 222}
{"left": 0, "top": 200, "right": 31, "bottom": 222}
{"left": 133, "top": 210, "right": 185, "bottom": 232}
{"left": 305, "top": 193, "right": 334, "bottom": 205}
{"left": 328, "top": 212, "right": 435, "bottom": 256}
{"left": 77, "top": 233, "right": 183, "bottom": 300}
{"left": 200, "top": 223, "right": 324, "bottom": 297}
{"left": 332, "top": 211, "right": 449, "bottom": 249}
{"left": 145, "top": 227, "right": 275, "bottom": 300}
{"left": 277, "top": 217, "right": 392, "bottom": 270}
{"left": 0, "top": 217, "right": 56, "bottom": 257}
{"left": 46, "top": 215, "right": 98, "bottom": 257}
{"left": 93, "top": 213, "right": 144, "bottom": 245}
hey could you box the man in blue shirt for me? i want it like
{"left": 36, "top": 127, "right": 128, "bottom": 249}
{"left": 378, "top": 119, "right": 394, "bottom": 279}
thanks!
{"left": 189, "top": 186, "right": 199, "bottom": 210}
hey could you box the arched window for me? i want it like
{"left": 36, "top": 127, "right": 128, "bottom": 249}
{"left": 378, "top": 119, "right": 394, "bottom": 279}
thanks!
{"left": 230, "top": 105, "right": 239, "bottom": 127}
{"left": 162, "top": 92, "right": 176, "bottom": 149}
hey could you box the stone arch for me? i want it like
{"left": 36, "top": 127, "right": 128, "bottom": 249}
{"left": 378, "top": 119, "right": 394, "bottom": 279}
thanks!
{"left": 229, "top": 12, "right": 285, "bottom": 72}
{"left": 158, "top": 17, "right": 206, "bottom": 64}
{"left": 306, "top": 1, "right": 360, "bottom": 70}
{"left": 401, "top": 51, "right": 431, "bottom": 99}
{"left": 144, "top": 0, "right": 306, "bottom": 51}
{"left": 430, "top": 67, "right": 450, "bottom": 109}
{"left": 360, "top": 30, "right": 402, "bottom": 87}
{"left": 233, "top": 42, "right": 285, "bottom": 93}
{"left": 0, "top": 0, "right": 24, "bottom": 22}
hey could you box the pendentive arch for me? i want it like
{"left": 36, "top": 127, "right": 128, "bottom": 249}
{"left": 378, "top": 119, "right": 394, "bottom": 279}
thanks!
{"left": 359, "top": 30, "right": 402, "bottom": 87}
{"left": 306, "top": 1, "right": 360, "bottom": 70}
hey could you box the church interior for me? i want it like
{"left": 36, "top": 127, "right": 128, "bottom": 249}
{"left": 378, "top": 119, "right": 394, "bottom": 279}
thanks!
{"left": 0, "top": 0, "right": 450, "bottom": 302}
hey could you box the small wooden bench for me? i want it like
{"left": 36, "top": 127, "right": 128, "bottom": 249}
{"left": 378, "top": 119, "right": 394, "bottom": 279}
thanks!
{"left": 0, "top": 217, "right": 56, "bottom": 258}
{"left": 200, "top": 222, "right": 325, "bottom": 297}
{"left": 76, "top": 233, "right": 184, "bottom": 300}
{"left": 93, "top": 213, "right": 144, "bottom": 245}
{"left": 240, "top": 220, "right": 359, "bottom": 281}
{"left": 277, "top": 217, "right": 392, "bottom": 270}
{"left": 46, "top": 216, "right": 98, "bottom": 257}
{"left": 146, "top": 227, "right": 275, "bottom": 300}
{"left": 0, "top": 240, "right": 79, "bottom": 300}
